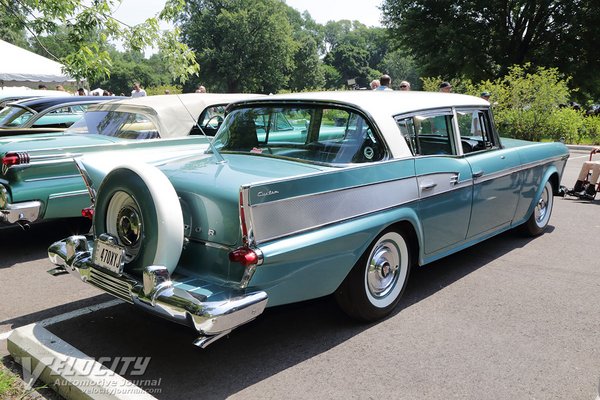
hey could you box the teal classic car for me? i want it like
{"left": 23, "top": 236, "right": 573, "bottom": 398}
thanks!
{"left": 0, "top": 93, "right": 259, "bottom": 228}
{"left": 0, "top": 96, "right": 118, "bottom": 130}
{"left": 48, "top": 91, "right": 569, "bottom": 347}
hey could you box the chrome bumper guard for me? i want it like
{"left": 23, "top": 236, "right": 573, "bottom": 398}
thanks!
{"left": 0, "top": 186, "right": 41, "bottom": 224}
{"left": 48, "top": 235, "right": 268, "bottom": 348}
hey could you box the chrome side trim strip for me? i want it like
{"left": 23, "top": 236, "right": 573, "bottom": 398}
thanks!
{"left": 249, "top": 177, "right": 419, "bottom": 244}
{"left": 242, "top": 153, "right": 565, "bottom": 244}
{"left": 473, "top": 155, "right": 565, "bottom": 184}
{"left": 48, "top": 189, "right": 89, "bottom": 200}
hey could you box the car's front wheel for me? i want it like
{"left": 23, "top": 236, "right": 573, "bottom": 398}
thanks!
{"left": 335, "top": 228, "right": 412, "bottom": 321}
{"left": 523, "top": 180, "right": 554, "bottom": 236}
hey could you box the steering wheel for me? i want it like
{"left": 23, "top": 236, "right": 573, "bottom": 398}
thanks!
{"left": 205, "top": 115, "right": 224, "bottom": 130}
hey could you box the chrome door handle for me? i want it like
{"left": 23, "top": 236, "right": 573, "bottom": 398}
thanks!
{"left": 472, "top": 170, "right": 484, "bottom": 178}
{"left": 420, "top": 181, "right": 437, "bottom": 190}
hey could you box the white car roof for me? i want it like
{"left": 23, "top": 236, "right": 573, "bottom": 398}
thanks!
{"left": 232, "top": 90, "right": 488, "bottom": 114}
{"left": 230, "top": 91, "right": 490, "bottom": 158}
{"left": 89, "top": 93, "right": 263, "bottom": 138}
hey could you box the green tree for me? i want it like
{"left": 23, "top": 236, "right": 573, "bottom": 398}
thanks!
{"left": 381, "top": 0, "right": 600, "bottom": 101}
{"left": 88, "top": 50, "right": 172, "bottom": 95}
{"left": 379, "top": 50, "right": 420, "bottom": 90}
{"left": 180, "top": 0, "right": 295, "bottom": 93}
{"left": 282, "top": 8, "right": 325, "bottom": 91}
{"left": 322, "top": 21, "right": 387, "bottom": 88}
{"left": 288, "top": 33, "right": 324, "bottom": 91}
{"left": 0, "top": 3, "right": 28, "bottom": 48}
{"left": 0, "top": 0, "right": 198, "bottom": 83}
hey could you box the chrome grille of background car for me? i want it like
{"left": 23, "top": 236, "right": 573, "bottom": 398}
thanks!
{"left": 88, "top": 268, "right": 133, "bottom": 304}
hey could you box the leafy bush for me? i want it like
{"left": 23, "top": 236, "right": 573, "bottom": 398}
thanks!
{"left": 545, "top": 108, "right": 584, "bottom": 143}
{"left": 480, "top": 65, "right": 570, "bottom": 141}
{"left": 145, "top": 85, "right": 182, "bottom": 96}
{"left": 581, "top": 116, "right": 600, "bottom": 145}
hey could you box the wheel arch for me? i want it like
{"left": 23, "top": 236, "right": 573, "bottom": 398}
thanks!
{"left": 525, "top": 166, "right": 559, "bottom": 220}
{"left": 387, "top": 220, "right": 421, "bottom": 267}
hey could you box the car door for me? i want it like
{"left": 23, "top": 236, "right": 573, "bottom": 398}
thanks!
{"left": 455, "top": 108, "right": 522, "bottom": 239}
{"left": 397, "top": 109, "right": 473, "bottom": 255}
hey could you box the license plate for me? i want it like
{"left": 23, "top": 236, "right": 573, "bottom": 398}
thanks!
{"left": 92, "top": 239, "right": 125, "bottom": 274}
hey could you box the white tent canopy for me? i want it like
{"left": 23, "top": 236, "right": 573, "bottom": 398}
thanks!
{"left": 0, "top": 39, "right": 76, "bottom": 86}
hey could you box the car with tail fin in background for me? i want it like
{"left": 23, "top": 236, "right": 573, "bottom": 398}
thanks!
{"left": 0, "top": 93, "right": 259, "bottom": 228}
{"left": 48, "top": 91, "right": 569, "bottom": 347}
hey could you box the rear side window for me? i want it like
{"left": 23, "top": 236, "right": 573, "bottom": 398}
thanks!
{"left": 396, "top": 111, "right": 457, "bottom": 156}
{"left": 65, "top": 111, "right": 160, "bottom": 139}
{"left": 455, "top": 108, "right": 498, "bottom": 153}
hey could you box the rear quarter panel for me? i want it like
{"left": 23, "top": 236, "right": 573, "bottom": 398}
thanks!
{"left": 242, "top": 159, "right": 421, "bottom": 306}
{"left": 509, "top": 141, "right": 569, "bottom": 226}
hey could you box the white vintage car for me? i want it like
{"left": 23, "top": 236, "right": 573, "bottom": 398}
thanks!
{"left": 48, "top": 91, "right": 569, "bottom": 347}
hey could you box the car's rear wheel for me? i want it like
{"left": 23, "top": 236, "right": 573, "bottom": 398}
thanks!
{"left": 335, "top": 228, "right": 412, "bottom": 321}
{"left": 93, "top": 163, "right": 183, "bottom": 274}
{"left": 523, "top": 180, "right": 554, "bottom": 236}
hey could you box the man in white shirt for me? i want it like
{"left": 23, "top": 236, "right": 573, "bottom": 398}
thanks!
{"left": 131, "top": 83, "right": 147, "bottom": 98}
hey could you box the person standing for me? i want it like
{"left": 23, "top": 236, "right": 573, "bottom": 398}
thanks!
{"left": 439, "top": 81, "right": 452, "bottom": 93}
{"left": 131, "top": 83, "right": 147, "bottom": 98}
{"left": 399, "top": 81, "right": 411, "bottom": 91}
{"left": 370, "top": 79, "right": 380, "bottom": 90}
{"left": 195, "top": 85, "right": 207, "bottom": 93}
{"left": 376, "top": 75, "right": 393, "bottom": 91}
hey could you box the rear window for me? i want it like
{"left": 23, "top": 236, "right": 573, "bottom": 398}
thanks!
{"left": 0, "top": 105, "right": 33, "bottom": 127}
{"left": 65, "top": 111, "right": 160, "bottom": 139}
{"left": 211, "top": 105, "right": 385, "bottom": 164}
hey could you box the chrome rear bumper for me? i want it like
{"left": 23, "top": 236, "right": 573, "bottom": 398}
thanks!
{"left": 0, "top": 185, "right": 41, "bottom": 224}
{"left": 48, "top": 235, "right": 268, "bottom": 348}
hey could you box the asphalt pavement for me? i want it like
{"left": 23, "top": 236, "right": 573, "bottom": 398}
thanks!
{"left": 1, "top": 149, "right": 599, "bottom": 399}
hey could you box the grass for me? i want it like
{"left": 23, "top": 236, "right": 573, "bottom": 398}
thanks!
{"left": 0, "top": 358, "right": 55, "bottom": 400}
{"left": 0, "top": 365, "right": 20, "bottom": 399}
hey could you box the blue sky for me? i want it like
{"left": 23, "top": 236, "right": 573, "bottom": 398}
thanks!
{"left": 112, "top": 0, "right": 383, "bottom": 27}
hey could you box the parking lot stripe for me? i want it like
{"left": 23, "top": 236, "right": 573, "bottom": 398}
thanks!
{"left": 39, "top": 299, "right": 123, "bottom": 327}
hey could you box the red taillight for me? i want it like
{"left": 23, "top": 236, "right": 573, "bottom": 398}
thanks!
{"left": 81, "top": 207, "right": 94, "bottom": 220}
{"left": 229, "top": 247, "right": 259, "bottom": 267}
{"left": 2, "top": 152, "right": 30, "bottom": 168}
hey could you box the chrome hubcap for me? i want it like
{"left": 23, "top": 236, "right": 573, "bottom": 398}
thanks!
{"left": 367, "top": 243, "right": 400, "bottom": 298}
{"left": 106, "top": 191, "right": 143, "bottom": 262}
{"left": 117, "top": 206, "right": 141, "bottom": 246}
{"left": 535, "top": 186, "right": 549, "bottom": 223}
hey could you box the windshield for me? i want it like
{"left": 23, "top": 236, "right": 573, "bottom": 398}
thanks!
{"left": 0, "top": 105, "right": 34, "bottom": 127}
{"left": 65, "top": 110, "right": 160, "bottom": 139}
{"left": 211, "top": 105, "right": 384, "bottom": 164}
